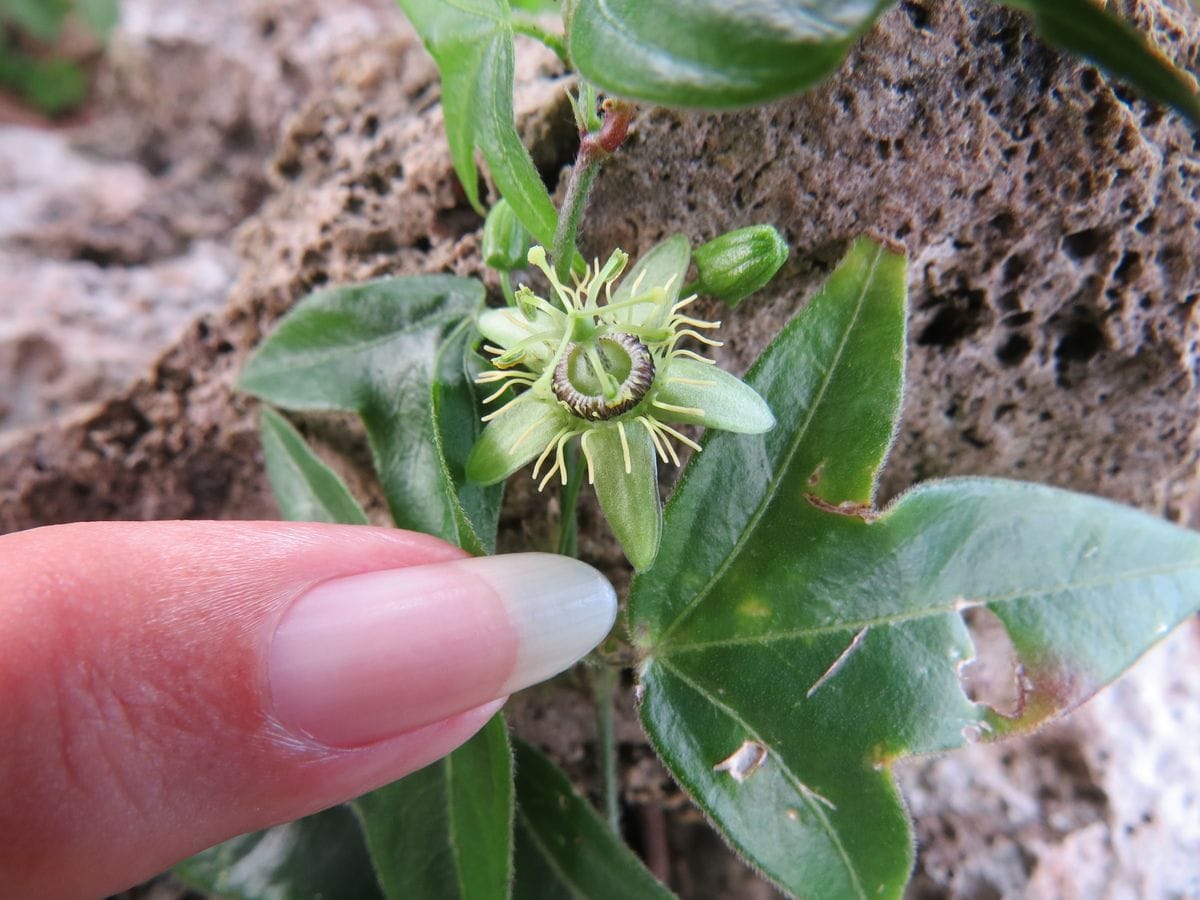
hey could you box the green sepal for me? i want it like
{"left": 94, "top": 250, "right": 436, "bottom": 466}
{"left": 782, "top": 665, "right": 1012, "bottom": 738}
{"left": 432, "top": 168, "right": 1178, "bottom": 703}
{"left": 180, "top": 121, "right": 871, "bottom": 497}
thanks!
{"left": 467, "top": 395, "right": 571, "bottom": 485}
{"left": 477, "top": 307, "right": 557, "bottom": 365}
{"left": 693, "top": 225, "right": 788, "bottom": 307}
{"left": 654, "top": 359, "right": 775, "bottom": 434}
{"left": 586, "top": 423, "right": 662, "bottom": 571}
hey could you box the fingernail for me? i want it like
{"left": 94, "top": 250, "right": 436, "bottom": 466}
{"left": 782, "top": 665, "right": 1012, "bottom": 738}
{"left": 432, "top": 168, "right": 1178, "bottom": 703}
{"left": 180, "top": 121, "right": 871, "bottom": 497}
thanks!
{"left": 268, "top": 553, "right": 616, "bottom": 747}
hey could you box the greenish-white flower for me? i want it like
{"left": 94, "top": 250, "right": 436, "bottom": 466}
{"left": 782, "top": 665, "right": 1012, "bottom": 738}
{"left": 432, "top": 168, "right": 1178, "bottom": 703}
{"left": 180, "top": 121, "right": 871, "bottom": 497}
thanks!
{"left": 466, "top": 235, "right": 774, "bottom": 570}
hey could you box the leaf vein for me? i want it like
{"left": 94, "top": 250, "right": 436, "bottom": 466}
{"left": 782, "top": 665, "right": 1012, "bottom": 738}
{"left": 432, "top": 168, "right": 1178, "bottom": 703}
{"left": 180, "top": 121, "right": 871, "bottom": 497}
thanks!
{"left": 656, "top": 243, "right": 884, "bottom": 645}
{"left": 657, "top": 659, "right": 868, "bottom": 900}
{"left": 657, "top": 557, "right": 1200, "bottom": 654}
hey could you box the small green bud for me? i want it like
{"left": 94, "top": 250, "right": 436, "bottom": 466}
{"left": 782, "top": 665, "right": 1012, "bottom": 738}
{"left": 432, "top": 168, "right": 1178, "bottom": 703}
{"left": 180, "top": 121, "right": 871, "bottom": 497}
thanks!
{"left": 693, "top": 225, "right": 788, "bottom": 307}
{"left": 482, "top": 199, "right": 532, "bottom": 271}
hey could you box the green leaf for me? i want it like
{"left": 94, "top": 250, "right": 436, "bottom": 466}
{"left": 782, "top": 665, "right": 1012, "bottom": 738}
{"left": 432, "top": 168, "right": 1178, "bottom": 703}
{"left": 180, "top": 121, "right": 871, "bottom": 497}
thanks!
{"left": 563, "top": 0, "right": 888, "bottom": 109}
{"left": 259, "top": 407, "right": 369, "bottom": 525}
{"left": 174, "top": 805, "right": 384, "bottom": 900}
{"left": 354, "top": 715, "right": 514, "bottom": 900}
{"left": 239, "top": 275, "right": 500, "bottom": 554}
{"left": 0, "top": 53, "right": 88, "bottom": 115}
{"left": 628, "top": 238, "right": 1200, "bottom": 898}
{"left": 396, "top": 0, "right": 569, "bottom": 261}
{"left": 512, "top": 739, "right": 675, "bottom": 899}
{"left": 999, "top": 0, "right": 1200, "bottom": 128}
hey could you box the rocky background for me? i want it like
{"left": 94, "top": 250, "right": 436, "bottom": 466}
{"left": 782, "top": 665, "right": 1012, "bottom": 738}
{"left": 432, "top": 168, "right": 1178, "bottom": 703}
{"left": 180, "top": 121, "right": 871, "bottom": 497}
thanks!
{"left": 2, "top": 0, "right": 1198, "bottom": 897}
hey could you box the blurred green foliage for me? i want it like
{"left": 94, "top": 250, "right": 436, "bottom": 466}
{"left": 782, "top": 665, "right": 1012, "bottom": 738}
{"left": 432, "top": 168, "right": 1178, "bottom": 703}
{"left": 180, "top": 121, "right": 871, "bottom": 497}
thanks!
{"left": 0, "top": 0, "right": 118, "bottom": 115}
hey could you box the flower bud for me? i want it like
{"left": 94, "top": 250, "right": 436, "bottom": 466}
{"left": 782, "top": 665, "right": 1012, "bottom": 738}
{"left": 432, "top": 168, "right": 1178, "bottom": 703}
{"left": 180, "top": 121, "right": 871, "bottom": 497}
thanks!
{"left": 692, "top": 225, "right": 788, "bottom": 307}
{"left": 482, "top": 199, "right": 532, "bottom": 271}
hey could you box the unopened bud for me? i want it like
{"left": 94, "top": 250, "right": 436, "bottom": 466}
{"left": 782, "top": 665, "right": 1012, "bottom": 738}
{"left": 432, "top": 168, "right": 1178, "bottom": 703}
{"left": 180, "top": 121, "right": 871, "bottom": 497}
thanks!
{"left": 693, "top": 225, "right": 788, "bottom": 307}
{"left": 482, "top": 199, "right": 532, "bottom": 271}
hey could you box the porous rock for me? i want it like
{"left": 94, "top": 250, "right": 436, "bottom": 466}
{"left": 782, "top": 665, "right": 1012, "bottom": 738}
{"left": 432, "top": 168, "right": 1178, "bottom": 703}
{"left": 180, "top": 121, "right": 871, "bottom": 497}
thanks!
{"left": 2, "top": 1, "right": 1198, "bottom": 897}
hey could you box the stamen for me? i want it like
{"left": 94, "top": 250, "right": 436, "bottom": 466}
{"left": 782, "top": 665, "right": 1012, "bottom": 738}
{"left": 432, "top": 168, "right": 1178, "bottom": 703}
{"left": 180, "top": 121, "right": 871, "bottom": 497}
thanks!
{"left": 667, "top": 376, "right": 716, "bottom": 387}
{"left": 638, "top": 416, "right": 671, "bottom": 463}
{"left": 655, "top": 420, "right": 703, "bottom": 453}
{"left": 671, "top": 294, "right": 700, "bottom": 314}
{"left": 617, "top": 421, "right": 632, "bottom": 474}
{"left": 672, "top": 329, "right": 724, "bottom": 348}
{"left": 671, "top": 349, "right": 717, "bottom": 365}
{"left": 511, "top": 415, "right": 551, "bottom": 453}
{"left": 579, "top": 431, "right": 597, "bottom": 484}
{"left": 481, "top": 395, "right": 522, "bottom": 422}
{"left": 653, "top": 399, "right": 705, "bottom": 417}
{"left": 531, "top": 427, "right": 565, "bottom": 479}
{"left": 671, "top": 315, "right": 721, "bottom": 329}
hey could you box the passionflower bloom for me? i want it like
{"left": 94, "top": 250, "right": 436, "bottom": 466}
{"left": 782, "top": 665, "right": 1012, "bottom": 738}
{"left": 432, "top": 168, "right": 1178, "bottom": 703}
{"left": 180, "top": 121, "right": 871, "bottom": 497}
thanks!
{"left": 466, "top": 235, "right": 775, "bottom": 570}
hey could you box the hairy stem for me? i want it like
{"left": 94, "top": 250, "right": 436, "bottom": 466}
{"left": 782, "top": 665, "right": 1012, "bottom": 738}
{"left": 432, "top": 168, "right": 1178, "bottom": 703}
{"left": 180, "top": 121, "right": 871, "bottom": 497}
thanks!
{"left": 552, "top": 154, "right": 600, "bottom": 283}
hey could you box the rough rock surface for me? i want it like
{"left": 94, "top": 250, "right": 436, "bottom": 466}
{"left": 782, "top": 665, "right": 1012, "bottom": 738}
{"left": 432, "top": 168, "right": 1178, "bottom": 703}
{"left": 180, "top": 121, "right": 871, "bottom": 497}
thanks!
{"left": 0, "top": 0, "right": 403, "bottom": 438}
{"left": 2, "top": 0, "right": 1199, "bottom": 897}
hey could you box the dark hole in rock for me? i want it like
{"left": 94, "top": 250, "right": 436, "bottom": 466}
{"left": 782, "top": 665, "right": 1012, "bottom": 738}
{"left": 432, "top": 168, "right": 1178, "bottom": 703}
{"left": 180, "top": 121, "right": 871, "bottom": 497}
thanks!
{"left": 996, "top": 333, "right": 1032, "bottom": 367}
{"left": 1062, "top": 227, "right": 1106, "bottom": 260}
{"left": 917, "top": 289, "right": 989, "bottom": 347}
{"left": 1113, "top": 251, "right": 1142, "bottom": 284}
{"left": 902, "top": 0, "right": 931, "bottom": 30}
{"left": 989, "top": 210, "right": 1016, "bottom": 237}
{"left": 1002, "top": 253, "right": 1028, "bottom": 283}
{"left": 1055, "top": 319, "right": 1106, "bottom": 364}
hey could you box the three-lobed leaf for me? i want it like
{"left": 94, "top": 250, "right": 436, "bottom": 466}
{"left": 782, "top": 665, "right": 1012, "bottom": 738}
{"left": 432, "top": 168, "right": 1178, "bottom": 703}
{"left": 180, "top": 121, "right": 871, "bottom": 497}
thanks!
{"left": 629, "top": 238, "right": 1200, "bottom": 898}
{"left": 239, "top": 275, "right": 500, "bottom": 555}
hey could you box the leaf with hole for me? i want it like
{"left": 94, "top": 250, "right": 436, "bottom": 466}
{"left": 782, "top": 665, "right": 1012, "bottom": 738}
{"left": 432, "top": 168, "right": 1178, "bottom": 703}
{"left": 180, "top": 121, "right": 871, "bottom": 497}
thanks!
{"left": 629, "top": 238, "right": 1200, "bottom": 898}
{"left": 239, "top": 275, "right": 500, "bottom": 554}
{"left": 564, "top": 0, "right": 889, "bottom": 108}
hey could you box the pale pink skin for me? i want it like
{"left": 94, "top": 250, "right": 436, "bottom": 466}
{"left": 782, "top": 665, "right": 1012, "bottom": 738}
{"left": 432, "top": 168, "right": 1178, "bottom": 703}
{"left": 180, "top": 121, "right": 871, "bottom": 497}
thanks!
{"left": 0, "top": 521, "right": 514, "bottom": 898}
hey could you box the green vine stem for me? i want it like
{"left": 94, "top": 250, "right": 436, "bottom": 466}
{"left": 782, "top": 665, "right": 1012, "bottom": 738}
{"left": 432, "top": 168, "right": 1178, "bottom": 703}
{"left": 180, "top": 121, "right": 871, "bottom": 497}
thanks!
{"left": 592, "top": 662, "right": 622, "bottom": 835}
{"left": 551, "top": 98, "right": 635, "bottom": 282}
{"left": 511, "top": 16, "right": 569, "bottom": 66}
{"left": 500, "top": 270, "right": 517, "bottom": 307}
{"left": 556, "top": 445, "right": 586, "bottom": 557}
